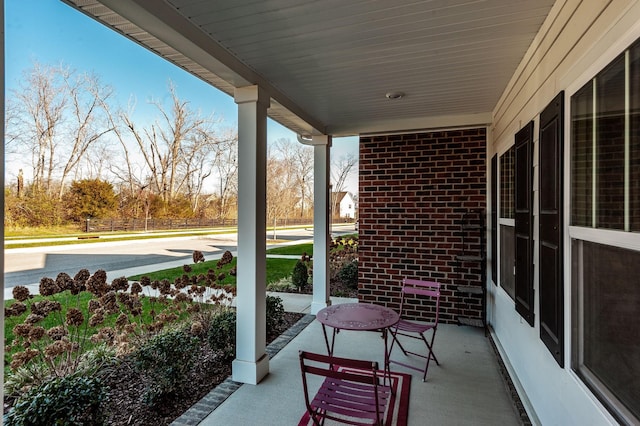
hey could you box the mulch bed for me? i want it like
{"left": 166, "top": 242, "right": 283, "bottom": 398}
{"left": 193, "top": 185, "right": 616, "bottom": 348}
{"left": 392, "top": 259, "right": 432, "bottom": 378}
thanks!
{"left": 104, "top": 279, "right": 356, "bottom": 425}
{"left": 103, "top": 311, "right": 305, "bottom": 426}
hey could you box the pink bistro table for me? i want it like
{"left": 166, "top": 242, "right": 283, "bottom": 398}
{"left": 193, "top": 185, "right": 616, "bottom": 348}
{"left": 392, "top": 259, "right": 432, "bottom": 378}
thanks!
{"left": 316, "top": 303, "right": 400, "bottom": 384}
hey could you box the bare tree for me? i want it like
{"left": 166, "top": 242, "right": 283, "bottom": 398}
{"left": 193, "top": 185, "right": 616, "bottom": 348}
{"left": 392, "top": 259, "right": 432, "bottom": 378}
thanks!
{"left": 102, "top": 98, "right": 144, "bottom": 205}
{"left": 267, "top": 144, "right": 299, "bottom": 239}
{"left": 273, "top": 138, "right": 314, "bottom": 217}
{"left": 6, "top": 62, "right": 114, "bottom": 198}
{"left": 211, "top": 128, "right": 239, "bottom": 220}
{"left": 331, "top": 152, "right": 358, "bottom": 216}
{"left": 120, "top": 82, "right": 218, "bottom": 206}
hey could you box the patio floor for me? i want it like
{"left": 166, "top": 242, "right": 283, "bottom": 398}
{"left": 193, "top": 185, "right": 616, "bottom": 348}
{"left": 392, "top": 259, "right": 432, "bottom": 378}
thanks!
{"left": 173, "top": 298, "right": 526, "bottom": 426}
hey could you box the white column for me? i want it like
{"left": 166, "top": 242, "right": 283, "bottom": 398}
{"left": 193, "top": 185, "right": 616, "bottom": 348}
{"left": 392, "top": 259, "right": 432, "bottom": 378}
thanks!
{"left": 232, "top": 85, "right": 270, "bottom": 384}
{"left": 311, "top": 135, "right": 332, "bottom": 314}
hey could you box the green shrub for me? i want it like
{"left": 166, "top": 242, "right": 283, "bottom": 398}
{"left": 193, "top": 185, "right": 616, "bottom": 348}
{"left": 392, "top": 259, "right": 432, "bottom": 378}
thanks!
{"left": 266, "top": 277, "right": 295, "bottom": 292}
{"left": 338, "top": 261, "right": 358, "bottom": 289}
{"left": 291, "top": 260, "right": 309, "bottom": 290}
{"left": 207, "top": 309, "right": 236, "bottom": 359}
{"left": 266, "top": 295, "right": 285, "bottom": 333}
{"left": 134, "top": 328, "right": 199, "bottom": 406}
{"left": 4, "top": 375, "right": 106, "bottom": 426}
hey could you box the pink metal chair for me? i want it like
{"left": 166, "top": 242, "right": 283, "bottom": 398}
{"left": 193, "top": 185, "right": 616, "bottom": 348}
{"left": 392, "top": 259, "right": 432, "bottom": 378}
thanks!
{"left": 389, "top": 278, "right": 441, "bottom": 381}
{"left": 299, "top": 350, "right": 391, "bottom": 426}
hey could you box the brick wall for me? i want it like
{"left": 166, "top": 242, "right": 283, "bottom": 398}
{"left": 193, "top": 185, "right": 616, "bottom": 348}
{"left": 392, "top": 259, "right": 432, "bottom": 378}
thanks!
{"left": 358, "top": 128, "right": 487, "bottom": 324}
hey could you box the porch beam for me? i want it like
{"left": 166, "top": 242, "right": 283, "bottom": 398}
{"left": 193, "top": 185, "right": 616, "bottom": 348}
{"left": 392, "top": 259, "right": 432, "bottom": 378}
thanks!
{"left": 310, "top": 135, "right": 332, "bottom": 314}
{"left": 232, "top": 85, "right": 270, "bottom": 384}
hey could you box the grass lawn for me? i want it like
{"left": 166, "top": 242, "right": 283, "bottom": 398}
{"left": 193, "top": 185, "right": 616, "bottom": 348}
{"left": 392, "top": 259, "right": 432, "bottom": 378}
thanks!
{"left": 265, "top": 243, "right": 313, "bottom": 256}
{"left": 128, "top": 257, "right": 298, "bottom": 286}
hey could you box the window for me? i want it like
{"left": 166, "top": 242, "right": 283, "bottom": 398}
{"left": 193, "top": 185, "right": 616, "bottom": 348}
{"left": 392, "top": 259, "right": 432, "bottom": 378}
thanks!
{"left": 499, "top": 147, "right": 515, "bottom": 299}
{"left": 572, "top": 240, "right": 640, "bottom": 423}
{"left": 500, "top": 147, "right": 515, "bottom": 219}
{"left": 499, "top": 225, "right": 515, "bottom": 298}
{"left": 571, "top": 40, "right": 640, "bottom": 231}
{"left": 571, "top": 37, "right": 640, "bottom": 424}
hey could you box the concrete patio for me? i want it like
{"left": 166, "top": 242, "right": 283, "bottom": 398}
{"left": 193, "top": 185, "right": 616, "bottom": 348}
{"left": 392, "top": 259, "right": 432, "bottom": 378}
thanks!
{"left": 173, "top": 298, "right": 526, "bottom": 426}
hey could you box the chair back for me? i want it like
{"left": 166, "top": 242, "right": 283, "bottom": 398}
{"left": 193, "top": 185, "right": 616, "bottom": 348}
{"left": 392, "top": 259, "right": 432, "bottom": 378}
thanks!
{"left": 400, "top": 278, "right": 441, "bottom": 324}
{"left": 299, "top": 350, "right": 379, "bottom": 385}
{"left": 299, "top": 351, "right": 387, "bottom": 425}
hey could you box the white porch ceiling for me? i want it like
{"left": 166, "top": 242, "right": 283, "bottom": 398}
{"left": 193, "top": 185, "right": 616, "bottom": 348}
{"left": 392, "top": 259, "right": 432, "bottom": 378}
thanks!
{"left": 63, "top": 0, "right": 556, "bottom": 137}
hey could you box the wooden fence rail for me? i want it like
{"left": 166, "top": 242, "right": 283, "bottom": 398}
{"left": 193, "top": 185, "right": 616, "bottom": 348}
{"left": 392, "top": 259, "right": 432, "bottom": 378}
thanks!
{"left": 83, "top": 217, "right": 314, "bottom": 232}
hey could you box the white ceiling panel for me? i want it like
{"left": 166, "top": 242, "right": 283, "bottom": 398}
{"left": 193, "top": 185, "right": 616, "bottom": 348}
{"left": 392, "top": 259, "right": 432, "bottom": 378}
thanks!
{"left": 63, "top": 0, "right": 556, "bottom": 137}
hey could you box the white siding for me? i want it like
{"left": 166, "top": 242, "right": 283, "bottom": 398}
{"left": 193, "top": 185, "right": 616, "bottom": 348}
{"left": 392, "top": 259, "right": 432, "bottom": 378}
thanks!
{"left": 489, "top": 0, "right": 640, "bottom": 424}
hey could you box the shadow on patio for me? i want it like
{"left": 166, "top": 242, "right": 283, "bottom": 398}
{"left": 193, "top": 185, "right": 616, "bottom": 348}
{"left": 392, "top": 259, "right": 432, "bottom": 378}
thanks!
{"left": 174, "top": 303, "right": 526, "bottom": 426}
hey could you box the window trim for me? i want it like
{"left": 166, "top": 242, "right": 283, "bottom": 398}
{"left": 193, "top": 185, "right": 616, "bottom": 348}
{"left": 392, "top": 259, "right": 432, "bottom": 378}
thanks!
{"left": 570, "top": 237, "right": 640, "bottom": 425}
{"left": 566, "top": 31, "right": 640, "bottom": 423}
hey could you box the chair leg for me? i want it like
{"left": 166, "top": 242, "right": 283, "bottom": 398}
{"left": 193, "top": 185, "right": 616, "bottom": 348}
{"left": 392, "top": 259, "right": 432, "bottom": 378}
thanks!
{"left": 310, "top": 409, "right": 325, "bottom": 426}
{"left": 420, "top": 330, "right": 439, "bottom": 381}
{"left": 390, "top": 330, "right": 410, "bottom": 356}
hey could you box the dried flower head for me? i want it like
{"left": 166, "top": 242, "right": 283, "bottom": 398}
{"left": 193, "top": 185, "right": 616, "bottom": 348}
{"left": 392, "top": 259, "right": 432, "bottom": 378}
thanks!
{"left": 91, "top": 327, "right": 116, "bottom": 345}
{"left": 6, "top": 302, "right": 27, "bottom": 317}
{"left": 88, "top": 299, "right": 102, "bottom": 314}
{"left": 190, "top": 321, "right": 204, "bottom": 336}
{"left": 187, "top": 303, "right": 201, "bottom": 313}
{"left": 86, "top": 270, "right": 109, "bottom": 296}
{"left": 124, "top": 323, "right": 137, "bottom": 334}
{"left": 140, "top": 276, "right": 151, "bottom": 288}
{"left": 24, "top": 314, "right": 44, "bottom": 324}
{"left": 31, "top": 300, "right": 61, "bottom": 318}
{"left": 12, "top": 286, "right": 31, "bottom": 302}
{"left": 44, "top": 340, "right": 70, "bottom": 359}
{"left": 111, "top": 276, "right": 129, "bottom": 292}
{"left": 101, "top": 291, "right": 119, "bottom": 314}
{"left": 158, "top": 279, "right": 172, "bottom": 295}
{"left": 13, "top": 323, "right": 33, "bottom": 338}
{"left": 47, "top": 326, "right": 68, "bottom": 341}
{"left": 127, "top": 296, "right": 143, "bottom": 316}
{"left": 66, "top": 308, "right": 85, "bottom": 327}
{"left": 192, "top": 250, "right": 205, "bottom": 263}
{"left": 39, "top": 277, "right": 60, "bottom": 296}
{"left": 130, "top": 282, "right": 143, "bottom": 295}
{"left": 28, "top": 326, "right": 46, "bottom": 342}
{"left": 55, "top": 272, "right": 74, "bottom": 292}
{"left": 174, "top": 292, "right": 191, "bottom": 303}
{"left": 174, "top": 276, "right": 187, "bottom": 290}
{"left": 74, "top": 268, "right": 91, "bottom": 285}
{"left": 10, "top": 348, "right": 39, "bottom": 370}
{"left": 89, "top": 312, "right": 105, "bottom": 327}
{"left": 216, "top": 250, "right": 233, "bottom": 268}
{"left": 115, "top": 313, "right": 129, "bottom": 329}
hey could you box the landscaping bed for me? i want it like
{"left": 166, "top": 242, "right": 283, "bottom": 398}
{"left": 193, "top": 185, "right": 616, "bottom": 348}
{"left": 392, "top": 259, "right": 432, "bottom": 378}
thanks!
{"left": 102, "top": 311, "right": 304, "bottom": 426}
{"left": 3, "top": 236, "right": 358, "bottom": 425}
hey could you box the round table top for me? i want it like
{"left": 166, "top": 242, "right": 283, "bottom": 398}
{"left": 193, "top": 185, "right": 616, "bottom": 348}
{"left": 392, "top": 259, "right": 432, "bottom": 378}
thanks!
{"left": 316, "top": 303, "right": 399, "bottom": 331}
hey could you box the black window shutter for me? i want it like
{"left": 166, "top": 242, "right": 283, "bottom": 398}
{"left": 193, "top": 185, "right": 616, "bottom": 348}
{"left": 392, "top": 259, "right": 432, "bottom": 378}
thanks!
{"left": 491, "top": 154, "right": 497, "bottom": 284}
{"left": 514, "top": 121, "right": 535, "bottom": 326}
{"left": 539, "top": 92, "right": 565, "bottom": 367}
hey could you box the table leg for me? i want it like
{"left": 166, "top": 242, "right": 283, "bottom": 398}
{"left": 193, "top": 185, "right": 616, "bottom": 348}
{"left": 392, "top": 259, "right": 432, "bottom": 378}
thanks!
{"left": 382, "top": 328, "right": 390, "bottom": 386}
{"left": 382, "top": 328, "right": 397, "bottom": 395}
{"left": 321, "top": 324, "right": 337, "bottom": 357}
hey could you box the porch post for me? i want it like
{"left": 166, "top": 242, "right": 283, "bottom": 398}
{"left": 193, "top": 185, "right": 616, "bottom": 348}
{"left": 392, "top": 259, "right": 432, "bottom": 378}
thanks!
{"left": 311, "top": 135, "right": 332, "bottom": 314}
{"left": 232, "top": 85, "right": 270, "bottom": 384}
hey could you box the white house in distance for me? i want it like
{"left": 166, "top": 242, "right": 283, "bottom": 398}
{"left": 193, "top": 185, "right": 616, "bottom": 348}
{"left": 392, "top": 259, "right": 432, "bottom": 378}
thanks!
{"left": 332, "top": 191, "right": 356, "bottom": 219}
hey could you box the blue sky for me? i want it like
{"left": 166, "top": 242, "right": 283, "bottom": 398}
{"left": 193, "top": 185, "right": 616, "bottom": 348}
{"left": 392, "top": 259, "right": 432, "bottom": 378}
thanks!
{"left": 5, "top": 0, "right": 358, "bottom": 191}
